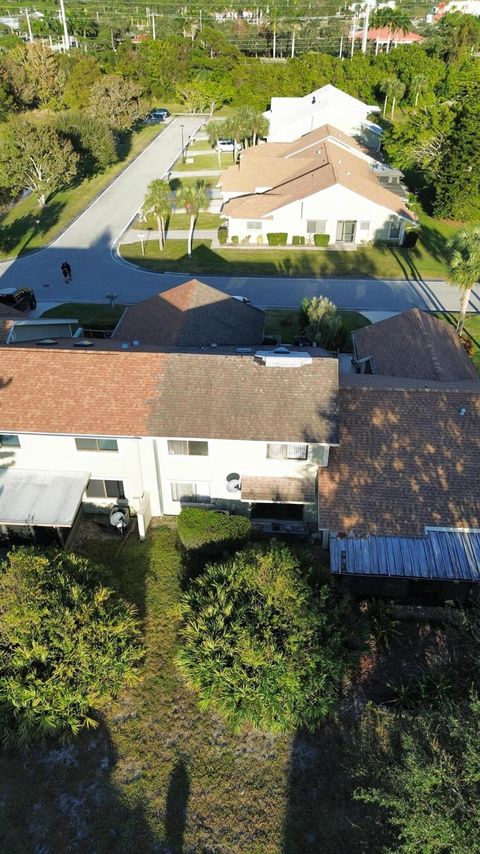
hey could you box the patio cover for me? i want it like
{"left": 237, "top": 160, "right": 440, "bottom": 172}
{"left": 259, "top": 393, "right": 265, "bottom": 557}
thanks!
{"left": 241, "top": 476, "right": 316, "bottom": 503}
{"left": 0, "top": 469, "right": 90, "bottom": 527}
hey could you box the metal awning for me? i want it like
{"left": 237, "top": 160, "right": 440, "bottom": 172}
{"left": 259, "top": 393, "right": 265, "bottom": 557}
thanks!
{"left": 241, "top": 476, "right": 316, "bottom": 504}
{"left": 0, "top": 469, "right": 90, "bottom": 527}
{"left": 330, "top": 530, "right": 480, "bottom": 583}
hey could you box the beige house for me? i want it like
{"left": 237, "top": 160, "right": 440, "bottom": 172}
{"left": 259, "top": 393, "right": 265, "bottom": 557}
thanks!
{"left": 220, "top": 127, "right": 415, "bottom": 247}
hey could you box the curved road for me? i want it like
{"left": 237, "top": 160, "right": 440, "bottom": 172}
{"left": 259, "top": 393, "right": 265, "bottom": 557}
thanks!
{"left": 0, "top": 115, "right": 478, "bottom": 314}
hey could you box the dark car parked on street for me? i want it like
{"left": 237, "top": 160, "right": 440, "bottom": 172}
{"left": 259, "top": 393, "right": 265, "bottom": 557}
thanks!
{"left": 143, "top": 107, "right": 170, "bottom": 125}
{"left": 0, "top": 287, "right": 37, "bottom": 312}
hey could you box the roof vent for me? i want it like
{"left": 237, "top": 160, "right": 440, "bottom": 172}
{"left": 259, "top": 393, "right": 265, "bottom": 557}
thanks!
{"left": 255, "top": 350, "right": 312, "bottom": 368}
{"left": 132, "top": 339, "right": 140, "bottom": 347}
{"left": 459, "top": 406, "right": 467, "bottom": 416}
{"left": 36, "top": 338, "right": 58, "bottom": 346}
{"left": 210, "top": 342, "right": 218, "bottom": 348}
{"left": 73, "top": 339, "right": 94, "bottom": 348}
{"left": 121, "top": 342, "right": 129, "bottom": 350}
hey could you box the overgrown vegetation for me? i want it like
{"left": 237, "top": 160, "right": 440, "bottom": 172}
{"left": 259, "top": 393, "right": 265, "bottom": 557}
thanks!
{"left": 177, "top": 506, "right": 251, "bottom": 555}
{"left": 0, "top": 548, "right": 141, "bottom": 746}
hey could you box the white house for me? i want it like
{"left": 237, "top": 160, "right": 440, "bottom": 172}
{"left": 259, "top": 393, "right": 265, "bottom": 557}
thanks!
{"left": 264, "top": 84, "right": 382, "bottom": 150}
{"left": 0, "top": 338, "right": 339, "bottom": 542}
{"left": 220, "top": 131, "right": 414, "bottom": 246}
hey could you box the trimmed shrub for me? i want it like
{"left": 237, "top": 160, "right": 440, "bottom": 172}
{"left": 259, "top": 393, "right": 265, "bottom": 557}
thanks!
{"left": 218, "top": 225, "right": 228, "bottom": 245}
{"left": 314, "top": 233, "right": 329, "bottom": 247}
{"left": 403, "top": 229, "right": 419, "bottom": 248}
{"left": 266, "top": 232, "right": 288, "bottom": 246}
{"left": 177, "top": 507, "right": 251, "bottom": 554}
{"left": 230, "top": 235, "right": 239, "bottom": 245}
{"left": 177, "top": 541, "right": 363, "bottom": 732}
{"left": 292, "top": 235, "right": 305, "bottom": 245}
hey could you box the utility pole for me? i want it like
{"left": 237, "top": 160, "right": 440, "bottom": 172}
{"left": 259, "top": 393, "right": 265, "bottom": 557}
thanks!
{"left": 24, "top": 8, "right": 33, "bottom": 42}
{"left": 361, "top": 0, "right": 371, "bottom": 55}
{"left": 272, "top": 20, "right": 276, "bottom": 58}
{"left": 58, "top": 0, "right": 69, "bottom": 51}
{"left": 199, "top": 8, "right": 202, "bottom": 31}
{"left": 339, "top": 35, "right": 343, "bottom": 58}
{"left": 351, "top": 13, "right": 356, "bottom": 58}
{"left": 151, "top": 12, "right": 156, "bottom": 38}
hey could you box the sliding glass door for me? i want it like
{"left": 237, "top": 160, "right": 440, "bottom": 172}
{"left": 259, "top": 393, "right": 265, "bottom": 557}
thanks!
{"left": 336, "top": 220, "right": 356, "bottom": 243}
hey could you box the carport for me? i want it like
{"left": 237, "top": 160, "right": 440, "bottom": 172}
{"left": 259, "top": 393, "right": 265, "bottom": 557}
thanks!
{"left": 0, "top": 469, "right": 90, "bottom": 547}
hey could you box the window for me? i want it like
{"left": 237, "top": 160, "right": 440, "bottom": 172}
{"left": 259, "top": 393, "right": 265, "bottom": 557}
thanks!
{"left": 388, "top": 220, "right": 401, "bottom": 240}
{"left": 86, "top": 479, "right": 124, "bottom": 499}
{"left": 0, "top": 434, "right": 20, "bottom": 447}
{"left": 168, "top": 440, "right": 208, "bottom": 456}
{"left": 360, "top": 221, "right": 370, "bottom": 231}
{"left": 267, "top": 443, "right": 308, "bottom": 460}
{"left": 246, "top": 221, "right": 262, "bottom": 230}
{"left": 306, "top": 220, "right": 326, "bottom": 234}
{"left": 171, "top": 482, "right": 211, "bottom": 503}
{"left": 75, "top": 437, "right": 118, "bottom": 452}
{"left": 336, "top": 220, "right": 356, "bottom": 243}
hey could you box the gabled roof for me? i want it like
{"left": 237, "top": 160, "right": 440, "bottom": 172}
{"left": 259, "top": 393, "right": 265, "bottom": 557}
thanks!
{"left": 353, "top": 309, "right": 479, "bottom": 382}
{"left": 0, "top": 346, "right": 339, "bottom": 444}
{"left": 353, "top": 27, "right": 425, "bottom": 43}
{"left": 112, "top": 279, "right": 265, "bottom": 347}
{"left": 222, "top": 140, "right": 413, "bottom": 221}
{"left": 318, "top": 384, "right": 480, "bottom": 536}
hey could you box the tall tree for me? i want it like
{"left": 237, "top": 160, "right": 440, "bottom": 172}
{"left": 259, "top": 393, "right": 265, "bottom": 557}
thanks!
{"left": 142, "top": 179, "right": 171, "bottom": 251}
{"left": 63, "top": 55, "right": 102, "bottom": 109}
{"left": 370, "top": 8, "right": 412, "bottom": 52}
{"left": 446, "top": 226, "right": 480, "bottom": 335}
{"left": 177, "top": 181, "right": 209, "bottom": 256}
{"left": 389, "top": 78, "right": 405, "bottom": 120}
{"left": 379, "top": 76, "right": 397, "bottom": 118}
{"left": 206, "top": 119, "right": 228, "bottom": 167}
{"left": 0, "top": 118, "right": 78, "bottom": 207}
{"left": 435, "top": 94, "right": 480, "bottom": 220}
{"left": 411, "top": 73, "right": 429, "bottom": 107}
{"left": 88, "top": 75, "right": 144, "bottom": 131}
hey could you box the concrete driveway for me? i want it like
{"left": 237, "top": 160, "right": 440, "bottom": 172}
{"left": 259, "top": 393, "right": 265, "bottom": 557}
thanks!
{"left": 0, "top": 112, "right": 478, "bottom": 315}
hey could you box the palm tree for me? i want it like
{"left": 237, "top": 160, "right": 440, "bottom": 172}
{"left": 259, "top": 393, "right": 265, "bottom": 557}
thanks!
{"left": 177, "top": 181, "right": 209, "bottom": 256}
{"left": 249, "top": 110, "right": 269, "bottom": 146}
{"left": 206, "top": 119, "right": 228, "bottom": 168}
{"left": 223, "top": 114, "right": 244, "bottom": 163}
{"left": 446, "top": 226, "right": 480, "bottom": 336}
{"left": 142, "top": 178, "right": 171, "bottom": 251}
{"left": 411, "top": 73, "right": 429, "bottom": 107}
{"left": 379, "top": 76, "right": 397, "bottom": 118}
{"left": 290, "top": 21, "right": 302, "bottom": 58}
{"left": 389, "top": 79, "right": 405, "bottom": 120}
{"left": 371, "top": 8, "right": 412, "bottom": 52}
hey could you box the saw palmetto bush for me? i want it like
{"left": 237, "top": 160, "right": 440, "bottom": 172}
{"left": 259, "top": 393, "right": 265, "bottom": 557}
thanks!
{"left": 0, "top": 548, "right": 142, "bottom": 747}
{"left": 176, "top": 542, "right": 362, "bottom": 732}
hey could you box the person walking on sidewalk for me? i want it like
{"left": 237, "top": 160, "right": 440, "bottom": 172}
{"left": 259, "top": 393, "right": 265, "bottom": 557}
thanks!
{"left": 61, "top": 261, "right": 72, "bottom": 282}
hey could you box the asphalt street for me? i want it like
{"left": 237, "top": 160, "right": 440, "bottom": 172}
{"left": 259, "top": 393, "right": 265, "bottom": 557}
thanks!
{"left": 0, "top": 114, "right": 478, "bottom": 314}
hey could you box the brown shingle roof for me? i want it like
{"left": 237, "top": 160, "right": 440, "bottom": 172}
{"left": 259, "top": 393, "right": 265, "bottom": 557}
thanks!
{"left": 112, "top": 279, "right": 265, "bottom": 347}
{"left": 242, "top": 476, "right": 316, "bottom": 503}
{"left": 353, "top": 309, "right": 479, "bottom": 382}
{"left": 222, "top": 141, "right": 413, "bottom": 221}
{"left": 318, "top": 385, "right": 480, "bottom": 536}
{"left": 0, "top": 347, "right": 339, "bottom": 443}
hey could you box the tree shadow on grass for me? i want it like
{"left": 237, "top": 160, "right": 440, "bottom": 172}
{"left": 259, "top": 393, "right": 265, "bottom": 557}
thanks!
{"left": 165, "top": 758, "right": 191, "bottom": 853}
{"left": 0, "top": 200, "right": 67, "bottom": 257}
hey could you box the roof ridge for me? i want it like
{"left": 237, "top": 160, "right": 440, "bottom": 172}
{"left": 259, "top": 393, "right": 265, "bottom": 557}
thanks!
{"left": 416, "top": 310, "right": 446, "bottom": 382}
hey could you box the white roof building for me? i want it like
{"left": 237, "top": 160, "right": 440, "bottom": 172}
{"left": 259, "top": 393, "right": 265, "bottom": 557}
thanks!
{"left": 264, "top": 84, "right": 382, "bottom": 150}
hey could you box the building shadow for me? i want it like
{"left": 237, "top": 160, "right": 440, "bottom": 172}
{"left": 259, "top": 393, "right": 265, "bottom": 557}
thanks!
{"left": 164, "top": 758, "right": 191, "bottom": 853}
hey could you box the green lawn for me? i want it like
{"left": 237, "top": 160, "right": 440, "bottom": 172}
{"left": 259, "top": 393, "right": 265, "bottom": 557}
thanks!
{"left": 435, "top": 312, "right": 480, "bottom": 373}
{"left": 188, "top": 139, "right": 214, "bottom": 152}
{"left": 42, "top": 302, "right": 125, "bottom": 330}
{"left": 0, "top": 124, "right": 165, "bottom": 259}
{"left": 120, "top": 212, "right": 463, "bottom": 280}
{"left": 265, "top": 308, "right": 370, "bottom": 349}
{"left": 173, "top": 153, "right": 224, "bottom": 172}
{"left": 135, "top": 211, "right": 223, "bottom": 232}
{"left": 0, "top": 527, "right": 387, "bottom": 852}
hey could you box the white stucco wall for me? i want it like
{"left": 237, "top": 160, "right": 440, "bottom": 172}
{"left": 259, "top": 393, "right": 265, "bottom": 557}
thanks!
{"left": 226, "top": 184, "right": 405, "bottom": 246}
{"left": 0, "top": 432, "right": 331, "bottom": 521}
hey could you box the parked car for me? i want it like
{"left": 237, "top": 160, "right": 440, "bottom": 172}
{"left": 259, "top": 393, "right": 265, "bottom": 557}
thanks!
{"left": 216, "top": 139, "right": 242, "bottom": 153}
{"left": 0, "top": 287, "right": 36, "bottom": 312}
{"left": 143, "top": 108, "right": 170, "bottom": 125}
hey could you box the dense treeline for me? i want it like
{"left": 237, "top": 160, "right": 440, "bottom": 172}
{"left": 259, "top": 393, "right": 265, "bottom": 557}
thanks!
{"left": 0, "top": 12, "right": 479, "bottom": 215}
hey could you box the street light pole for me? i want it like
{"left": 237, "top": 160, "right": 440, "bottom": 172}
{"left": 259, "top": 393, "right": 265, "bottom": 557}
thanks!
{"left": 139, "top": 232, "right": 146, "bottom": 256}
{"left": 181, "top": 124, "right": 185, "bottom": 163}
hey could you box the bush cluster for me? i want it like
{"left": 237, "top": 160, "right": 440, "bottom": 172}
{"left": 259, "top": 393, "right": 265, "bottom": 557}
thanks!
{"left": 266, "top": 232, "right": 288, "bottom": 246}
{"left": 217, "top": 225, "right": 228, "bottom": 245}
{"left": 314, "top": 233, "right": 329, "bottom": 247}
{"left": 292, "top": 235, "right": 305, "bottom": 245}
{"left": 177, "top": 507, "right": 251, "bottom": 555}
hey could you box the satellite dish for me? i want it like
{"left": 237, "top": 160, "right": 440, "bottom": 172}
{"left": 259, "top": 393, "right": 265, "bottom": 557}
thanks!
{"left": 226, "top": 472, "right": 241, "bottom": 493}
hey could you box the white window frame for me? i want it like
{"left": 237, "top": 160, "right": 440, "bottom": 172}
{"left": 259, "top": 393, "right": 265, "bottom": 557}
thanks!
{"left": 75, "top": 437, "right": 118, "bottom": 452}
{"left": 388, "top": 219, "right": 402, "bottom": 240}
{"left": 170, "top": 482, "right": 211, "bottom": 503}
{"left": 167, "top": 439, "right": 209, "bottom": 456}
{"left": 246, "top": 221, "right": 263, "bottom": 230}
{"left": 0, "top": 434, "right": 20, "bottom": 448}
{"left": 86, "top": 479, "right": 125, "bottom": 499}
{"left": 306, "top": 220, "right": 326, "bottom": 234}
{"left": 266, "top": 443, "right": 308, "bottom": 460}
